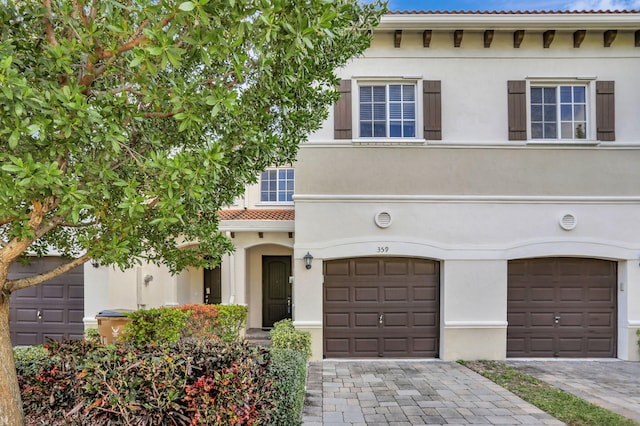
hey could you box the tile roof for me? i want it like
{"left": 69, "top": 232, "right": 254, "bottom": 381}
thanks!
{"left": 218, "top": 209, "right": 295, "bottom": 221}
{"left": 386, "top": 10, "right": 640, "bottom": 15}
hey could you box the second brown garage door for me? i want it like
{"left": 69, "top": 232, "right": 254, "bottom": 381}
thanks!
{"left": 508, "top": 257, "right": 616, "bottom": 358}
{"left": 323, "top": 257, "right": 439, "bottom": 358}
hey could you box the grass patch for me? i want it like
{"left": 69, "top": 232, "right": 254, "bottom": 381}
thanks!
{"left": 459, "top": 360, "right": 638, "bottom": 426}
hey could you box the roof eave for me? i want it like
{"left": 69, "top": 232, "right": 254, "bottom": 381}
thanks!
{"left": 377, "top": 12, "right": 640, "bottom": 31}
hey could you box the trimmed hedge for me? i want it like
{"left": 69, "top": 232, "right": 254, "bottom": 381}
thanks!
{"left": 270, "top": 319, "right": 312, "bottom": 360}
{"left": 17, "top": 338, "right": 305, "bottom": 425}
{"left": 266, "top": 348, "right": 308, "bottom": 426}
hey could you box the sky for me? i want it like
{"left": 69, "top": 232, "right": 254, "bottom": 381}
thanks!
{"left": 386, "top": 0, "right": 640, "bottom": 11}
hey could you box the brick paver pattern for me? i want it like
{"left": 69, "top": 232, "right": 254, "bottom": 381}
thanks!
{"left": 302, "top": 360, "right": 565, "bottom": 426}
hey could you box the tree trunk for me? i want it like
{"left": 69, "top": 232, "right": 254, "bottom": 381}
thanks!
{"left": 0, "top": 292, "right": 25, "bottom": 426}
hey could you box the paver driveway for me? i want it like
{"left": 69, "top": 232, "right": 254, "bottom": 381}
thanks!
{"left": 302, "top": 360, "right": 564, "bottom": 426}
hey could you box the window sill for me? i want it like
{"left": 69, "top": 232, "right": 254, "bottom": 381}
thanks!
{"left": 526, "top": 139, "right": 600, "bottom": 146}
{"left": 352, "top": 138, "right": 427, "bottom": 146}
{"left": 255, "top": 202, "right": 294, "bottom": 207}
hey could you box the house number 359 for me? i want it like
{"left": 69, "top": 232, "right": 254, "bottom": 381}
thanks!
{"left": 377, "top": 246, "right": 389, "bottom": 253}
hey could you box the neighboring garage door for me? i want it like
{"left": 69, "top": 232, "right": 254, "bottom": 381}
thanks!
{"left": 508, "top": 257, "right": 616, "bottom": 358}
{"left": 323, "top": 257, "right": 439, "bottom": 358}
{"left": 9, "top": 257, "right": 85, "bottom": 346}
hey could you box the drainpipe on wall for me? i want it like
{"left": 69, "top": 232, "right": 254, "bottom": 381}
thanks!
{"left": 225, "top": 231, "right": 236, "bottom": 304}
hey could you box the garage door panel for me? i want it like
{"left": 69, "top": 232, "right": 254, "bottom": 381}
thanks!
{"left": 355, "top": 313, "right": 380, "bottom": 327}
{"left": 355, "top": 261, "right": 379, "bottom": 276}
{"left": 324, "top": 257, "right": 439, "bottom": 358}
{"left": 325, "top": 312, "right": 350, "bottom": 327}
{"left": 354, "top": 287, "right": 378, "bottom": 301}
{"left": 414, "top": 312, "right": 437, "bottom": 327}
{"left": 354, "top": 338, "right": 378, "bottom": 354}
{"left": 530, "top": 288, "right": 555, "bottom": 302}
{"left": 383, "top": 312, "right": 408, "bottom": 327}
{"left": 384, "top": 260, "right": 409, "bottom": 275}
{"left": 325, "top": 287, "right": 350, "bottom": 302}
{"left": 508, "top": 258, "right": 616, "bottom": 358}
{"left": 559, "top": 287, "right": 584, "bottom": 302}
{"left": 383, "top": 287, "right": 408, "bottom": 301}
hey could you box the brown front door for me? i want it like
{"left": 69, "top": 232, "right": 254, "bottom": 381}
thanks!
{"left": 203, "top": 266, "right": 221, "bottom": 304}
{"left": 508, "top": 257, "right": 617, "bottom": 358}
{"left": 323, "top": 257, "right": 440, "bottom": 358}
{"left": 262, "top": 256, "right": 292, "bottom": 328}
{"left": 9, "top": 257, "right": 85, "bottom": 346}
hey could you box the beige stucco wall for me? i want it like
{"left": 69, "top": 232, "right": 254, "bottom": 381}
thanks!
{"left": 296, "top": 146, "right": 640, "bottom": 197}
{"left": 312, "top": 29, "right": 640, "bottom": 143}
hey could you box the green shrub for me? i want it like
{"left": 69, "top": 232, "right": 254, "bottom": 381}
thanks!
{"left": 84, "top": 327, "right": 101, "bottom": 343}
{"left": 122, "top": 307, "right": 190, "bottom": 346}
{"left": 217, "top": 304, "right": 247, "bottom": 342}
{"left": 13, "top": 345, "right": 51, "bottom": 377}
{"left": 269, "top": 319, "right": 312, "bottom": 360}
{"left": 19, "top": 339, "right": 278, "bottom": 425}
{"left": 266, "top": 348, "right": 307, "bottom": 426}
{"left": 174, "top": 304, "right": 247, "bottom": 342}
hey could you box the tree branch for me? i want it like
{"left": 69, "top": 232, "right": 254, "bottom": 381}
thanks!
{"left": 42, "top": 0, "right": 58, "bottom": 46}
{"left": 6, "top": 254, "right": 91, "bottom": 292}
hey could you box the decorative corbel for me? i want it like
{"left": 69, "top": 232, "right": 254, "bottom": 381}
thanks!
{"left": 394, "top": 30, "right": 402, "bottom": 48}
{"left": 604, "top": 30, "right": 617, "bottom": 47}
{"left": 484, "top": 30, "right": 494, "bottom": 48}
{"left": 514, "top": 30, "right": 525, "bottom": 48}
{"left": 423, "top": 30, "right": 432, "bottom": 48}
{"left": 543, "top": 30, "right": 555, "bottom": 48}
{"left": 573, "top": 30, "right": 586, "bottom": 48}
{"left": 454, "top": 30, "right": 463, "bottom": 48}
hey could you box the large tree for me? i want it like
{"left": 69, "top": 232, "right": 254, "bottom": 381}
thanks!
{"left": 0, "top": 0, "right": 384, "bottom": 423}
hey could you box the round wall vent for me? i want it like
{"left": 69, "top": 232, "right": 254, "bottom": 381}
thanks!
{"left": 560, "top": 213, "right": 577, "bottom": 231}
{"left": 375, "top": 211, "right": 392, "bottom": 228}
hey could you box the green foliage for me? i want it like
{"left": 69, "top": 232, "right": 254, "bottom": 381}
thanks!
{"left": 269, "top": 319, "right": 312, "bottom": 360}
{"left": 13, "top": 345, "right": 51, "bottom": 377}
{"left": 266, "top": 348, "right": 308, "bottom": 426}
{"left": 217, "top": 304, "right": 248, "bottom": 342}
{"left": 0, "top": 0, "right": 385, "bottom": 273}
{"left": 175, "top": 303, "right": 247, "bottom": 342}
{"left": 84, "top": 327, "right": 101, "bottom": 343}
{"left": 19, "top": 339, "right": 279, "bottom": 425}
{"left": 122, "top": 307, "right": 190, "bottom": 347}
{"left": 176, "top": 303, "right": 221, "bottom": 339}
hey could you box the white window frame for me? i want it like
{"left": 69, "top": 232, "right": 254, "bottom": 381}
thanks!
{"left": 353, "top": 79, "right": 423, "bottom": 142}
{"left": 259, "top": 168, "right": 294, "bottom": 205}
{"left": 526, "top": 78, "right": 597, "bottom": 143}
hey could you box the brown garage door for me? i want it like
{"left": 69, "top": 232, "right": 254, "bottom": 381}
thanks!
{"left": 508, "top": 257, "right": 616, "bottom": 358}
{"left": 9, "top": 257, "right": 85, "bottom": 346}
{"left": 324, "top": 257, "right": 439, "bottom": 358}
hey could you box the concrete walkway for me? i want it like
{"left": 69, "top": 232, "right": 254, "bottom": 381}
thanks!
{"left": 506, "top": 360, "right": 640, "bottom": 424}
{"left": 302, "top": 360, "right": 565, "bottom": 426}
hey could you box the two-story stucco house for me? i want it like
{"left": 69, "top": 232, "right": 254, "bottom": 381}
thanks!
{"left": 64, "top": 10, "right": 640, "bottom": 362}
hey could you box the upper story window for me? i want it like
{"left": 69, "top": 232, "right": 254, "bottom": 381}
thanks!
{"left": 508, "top": 79, "right": 614, "bottom": 142}
{"left": 531, "top": 85, "right": 587, "bottom": 140}
{"left": 359, "top": 84, "right": 416, "bottom": 138}
{"left": 260, "top": 168, "right": 294, "bottom": 204}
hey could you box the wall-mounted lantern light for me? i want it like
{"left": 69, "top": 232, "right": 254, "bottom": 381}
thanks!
{"left": 303, "top": 252, "right": 314, "bottom": 270}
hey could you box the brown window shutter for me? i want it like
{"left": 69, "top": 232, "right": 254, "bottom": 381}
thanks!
{"left": 334, "top": 79, "right": 352, "bottom": 139}
{"left": 596, "top": 81, "right": 615, "bottom": 141}
{"left": 507, "top": 80, "right": 527, "bottom": 141}
{"left": 423, "top": 80, "right": 442, "bottom": 140}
